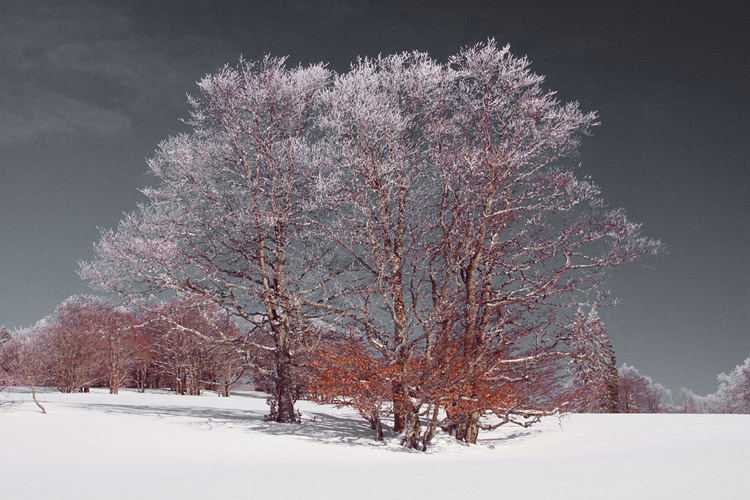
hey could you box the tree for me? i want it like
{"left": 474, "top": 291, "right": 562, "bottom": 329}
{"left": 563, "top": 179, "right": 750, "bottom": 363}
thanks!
{"left": 129, "top": 324, "right": 157, "bottom": 393}
{"left": 712, "top": 357, "right": 750, "bottom": 414}
{"left": 36, "top": 297, "right": 106, "bottom": 393}
{"left": 686, "top": 357, "right": 750, "bottom": 414}
{"left": 314, "top": 49, "right": 451, "bottom": 439}
{"left": 567, "top": 308, "right": 619, "bottom": 412}
{"left": 678, "top": 387, "right": 710, "bottom": 414}
{"left": 0, "top": 332, "right": 48, "bottom": 413}
{"left": 80, "top": 57, "right": 332, "bottom": 422}
{"left": 618, "top": 364, "right": 672, "bottom": 413}
{"left": 0, "top": 326, "right": 13, "bottom": 392}
{"left": 317, "top": 40, "right": 660, "bottom": 447}
{"left": 27, "top": 296, "right": 136, "bottom": 394}
{"left": 97, "top": 304, "right": 138, "bottom": 395}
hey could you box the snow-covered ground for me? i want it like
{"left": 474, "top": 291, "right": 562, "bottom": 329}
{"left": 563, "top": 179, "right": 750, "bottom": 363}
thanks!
{"left": 1, "top": 388, "right": 747, "bottom": 499}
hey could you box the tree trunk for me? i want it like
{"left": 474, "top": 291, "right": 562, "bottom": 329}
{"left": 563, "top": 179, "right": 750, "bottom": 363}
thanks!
{"left": 392, "top": 380, "right": 407, "bottom": 433}
{"left": 23, "top": 370, "right": 47, "bottom": 415}
{"left": 219, "top": 383, "right": 231, "bottom": 398}
{"left": 272, "top": 336, "right": 297, "bottom": 423}
{"left": 29, "top": 382, "right": 47, "bottom": 414}
{"left": 420, "top": 405, "right": 440, "bottom": 451}
{"left": 453, "top": 411, "right": 481, "bottom": 444}
{"left": 400, "top": 410, "right": 422, "bottom": 449}
{"left": 369, "top": 409, "right": 384, "bottom": 441}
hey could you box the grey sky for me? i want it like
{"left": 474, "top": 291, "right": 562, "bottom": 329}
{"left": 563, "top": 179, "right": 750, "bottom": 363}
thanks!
{"left": 1, "top": 0, "right": 747, "bottom": 396}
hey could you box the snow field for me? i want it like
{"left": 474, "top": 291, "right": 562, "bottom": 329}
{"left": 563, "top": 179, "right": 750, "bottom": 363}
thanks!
{"left": 1, "top": 389, "right": 748, "bottom": 499}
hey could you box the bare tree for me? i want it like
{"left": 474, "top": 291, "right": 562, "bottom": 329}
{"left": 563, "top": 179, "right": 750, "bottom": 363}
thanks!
{"left": 316, "top": 40, "right": 660, "bottom": 448}
{"left": 683, "top": 357, "right": 750, "bottom": 414}
{"left": 1, "top": 333, "right": 47, "bottom": 414}
{"left": 712, "top": 357, "right": 750, "bottom": 414}
{"left": 98, "top": 304, "right": 138, "bottom": 395}
{"left": 129, "top": 324, "right": 157, "bottom": 392}
{"left": 35, "top": 297, "right": 107, "bottom": 393}
{"left": 142, "top": 295, "right": 245, "bottom": 396}
{"left": 314, "top": 50, "right": 450, "bottom": 438}
{"left": 80, "top": 58, "right": 332, "bottom": 422}
{"left": 618, "top": 364, "right": 672, "bottom": 413}
{"left": 0, "top": 326, "right": 14, "bottom": 394}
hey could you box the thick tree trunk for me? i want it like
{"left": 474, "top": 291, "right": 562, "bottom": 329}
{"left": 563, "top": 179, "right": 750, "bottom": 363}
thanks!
{"left": 452, "top": 411, "right": 481, "bottom": 444}
{"left": 392, "top": 380, "right": 407, "bottom": 433}
{"left": 400, "top": 410, "right": 422, "bottom": 449}
{"left": 272, "top": 335, "right": 297, "bottom": 423}
{"left": 109, "top": 372, "right": 120, "bottom": 394}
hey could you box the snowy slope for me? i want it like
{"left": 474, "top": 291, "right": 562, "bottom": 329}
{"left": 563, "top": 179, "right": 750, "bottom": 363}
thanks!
{"left": 1, "top": 389, "right": 747, "bottom": 499}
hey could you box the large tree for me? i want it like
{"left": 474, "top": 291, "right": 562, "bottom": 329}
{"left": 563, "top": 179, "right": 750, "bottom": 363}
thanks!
{"left": 315, "top": 40, "right": 660, "bottom": 447}
{"left": 81, "top": 57, "right": 331, "bottom": 422}
{"left": 313, "top": 50, "right": 450, "bottom": 438}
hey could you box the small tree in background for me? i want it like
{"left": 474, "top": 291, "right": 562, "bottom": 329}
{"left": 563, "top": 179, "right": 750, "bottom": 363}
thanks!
{"left": 143, "top": 295, "right": 245, "bottom": 396}
{"left": 711, "top": 357, "right": 750, "bottom": 414}
{"left": 618, "top": 364, "right": 672, "bottom": 413}
{"left": 0, "top": 332, "right": 48, "bottom": 413}
{"left": 0, "top": 326, "right": 10, "bottom": 346}
{"left": 568, "top": 309, "right": 619, "bottom": 413}
{"left": 129, "top": 325, "right": 157, "bottom": 393}
{"left": 0, "top": 326, "right": 14, "bottom": 393}
{"left": 683, "top": 357, "right": 750, "bottom": 414}
{"left": 37, "top": 298, "right": 106, "bottom": 393}
{"left": 678, "top": 388, "right": 710, "bottom": 414}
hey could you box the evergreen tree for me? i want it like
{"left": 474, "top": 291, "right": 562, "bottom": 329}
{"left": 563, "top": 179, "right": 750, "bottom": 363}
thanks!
{"left": 568, "top": 309, "right": 619, "bottom": 412}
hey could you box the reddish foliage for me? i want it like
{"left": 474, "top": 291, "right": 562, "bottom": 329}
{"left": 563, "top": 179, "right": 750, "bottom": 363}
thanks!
{"left": 418, "top": 344, "right": 519, "bottom": 418}
{"left": 309, "top": 341, "right": 396, "bottom": 437}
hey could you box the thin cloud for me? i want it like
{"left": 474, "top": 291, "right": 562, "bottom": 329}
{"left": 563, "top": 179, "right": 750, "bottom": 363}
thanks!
{"left": 0, "top": 1, "right": 227, "bottom": 146}
{"left": 0, "top": 90, "right": 132, "bottom": 146}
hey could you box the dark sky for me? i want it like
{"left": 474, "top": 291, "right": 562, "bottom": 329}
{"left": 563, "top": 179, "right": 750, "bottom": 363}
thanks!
{"left": 1, "top": 0, "right": 748, "bottom": 397}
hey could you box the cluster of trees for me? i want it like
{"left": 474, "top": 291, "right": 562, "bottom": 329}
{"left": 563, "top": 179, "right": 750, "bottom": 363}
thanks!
{"left": 0, "top": 295, "right": 249, "bottom": 397}
{"left": 680, "top": 357, "right": 750, "bottom": 414}
{"left": 74, "top": 40, "right": 662, "bottom": 449}
{"left": 614, "top": 359, "right": 750, "bottom": 415}
{"left": 0, "top": 40, "right": 660, "bottom": 449}
{"left": 617, "top": 364, "right": 673, "bottom": 413}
